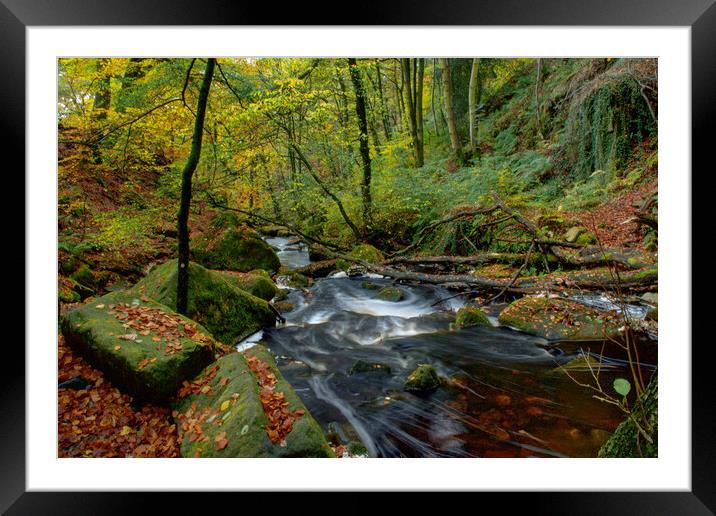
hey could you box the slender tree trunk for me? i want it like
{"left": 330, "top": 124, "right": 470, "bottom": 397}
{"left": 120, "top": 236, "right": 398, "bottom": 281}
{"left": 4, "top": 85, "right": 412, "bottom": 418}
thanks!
{"left": 374, "top": 59, "right": 391, "bottom": 140}
{"left": 415, "top": 58, "right": 425, "bottom": 167}
{"left": 347, "top": 58, "right": 373, "bottom": 230}
{"left": 401, "top": 59, "right": 422, "bottom": 167}
{"left": 468, "top": 58, "right": 481, "bottom": 155}
{"left": 430, "top": 59, "right": 440, "bottom": 136}
{"left": 440, "top": 58, "right": 463, "bottom": 164}
{"left": 534, "top": 58, "right": 545, "bottom": 140}
{"left": 177, "top": 57, "right": 215, "bottom": 315}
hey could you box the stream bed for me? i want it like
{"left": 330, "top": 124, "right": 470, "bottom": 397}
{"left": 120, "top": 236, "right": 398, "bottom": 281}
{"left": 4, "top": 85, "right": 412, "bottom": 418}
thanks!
{"left": 253, "top": 236, "right": 657, "bottom": 458}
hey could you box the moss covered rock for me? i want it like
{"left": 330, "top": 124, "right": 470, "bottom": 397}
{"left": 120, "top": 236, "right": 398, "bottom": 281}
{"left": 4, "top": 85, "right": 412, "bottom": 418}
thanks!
{"left": 60, "top": 291, "right": 216, "bottom": 403}
{"left": 273, "top": 300, "right": 295, "bottom": 313}
{"left": 575, "top": 231, "right": 598, "bottom": 245}
{"left": 279, "top": 272, "right": 310, "bottom": 289}
{"left": 376, "top": 286, "right": 404, "bottom": 302}
{"left": 132, "top": 260, "right": 276, "bottom": 344}
{"left": 455, "top": 306, "right": 491, "bottom": 328}
{"left": 564, "top": 226, "right": 586, "bottom": 243}
{"left": 404, "top": 364, "right": 440, "bottom": 393}
{"left": 498, "top": 296, "right": 622, "bottom": 340}
{"left": 336, "top": 244, "right": 385, "bottom": 270}
{"left": 215, "top": 270, "right": 278, "bottom": 301}
{"left": 361, "top": 281, "right": 381, "bottom": 290}
{"left": 174, "top": 348, "right": 334, "bottom": 457}
{"left": 191, "top": 226, "right": 281, "bottom": 273}
{"left": 348, "top": 360, "right": 392, "bottom": 376}
{"left": 598, "top": 375, "right": 658, "bottom": 457}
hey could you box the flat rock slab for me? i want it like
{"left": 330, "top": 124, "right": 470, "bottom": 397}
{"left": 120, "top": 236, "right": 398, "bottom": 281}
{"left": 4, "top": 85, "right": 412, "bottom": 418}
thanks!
{"left": 132, "top": 260, "right": 276, "bottom": 345}
{"left": 60, "top": 291, "right": 216, "bottom": 403}
{"left": 498, "top": 296, "right": 622, "bottom": 340}
{"left": 173, "top": 346, "right": 334, "bottom": 458}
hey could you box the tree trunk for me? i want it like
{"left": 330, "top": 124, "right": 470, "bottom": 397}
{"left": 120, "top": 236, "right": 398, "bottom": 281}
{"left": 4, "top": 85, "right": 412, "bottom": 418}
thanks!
{"left": 468, "top": 58, "right": 480, "bottom": 154}
{"left": 440, "top": 58, "right": 463, "bottom": 163}
{"left": 374, "top": 59, "right": 392, "bottom": 140}
{"left": 534, "top": 58, "right": 544, "bottom": 140}
{"left": 92, "top": 58, "right": 111, "bottom": 121}
{"left": 415, "top": 58, "right": 425, "bottom": 167}
{"left": 347, "top": 58, "right": 373, "bottom": 229}
{"left": 400, "top": 59, "right": 419, "bottom": 166}
{"left": 177, "top": 57, "right": 215, "bottom": 315}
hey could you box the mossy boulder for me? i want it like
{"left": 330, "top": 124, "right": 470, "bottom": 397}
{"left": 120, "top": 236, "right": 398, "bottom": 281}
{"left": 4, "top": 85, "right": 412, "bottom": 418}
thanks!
{"left": 215, "top": 270, "right": 278, "bottom": 301}
{"left": 564, "top": 226, "right": 587, "bottom": 243}
{"left": 191, "top": 226, "right": 281, "bottom": 273}
{"left": 599, "top": 375, "right": 658, "bottom": 457}
{"left": 404, "top": 364, "right": 440, "bottom": 393}
{"left": 132, "top": 260, "right": 276, "bottom": 344}
{"left": 336, "top": 244, "right": 384, "bottom": 270}
{"left": 640, "top": 292, "right": 658, "bottom": 306}
{"left": 498, "top": 296, "right": 622, "bottom": 340}
{"left": 455, "top": 306, "right": 491, "bottom": 328}
{"left": 70, "top": 263, "right": 96, "bottom": 290}
{"left": 376, "top": 286, "right": 404, "bottom": 302}
{"left": 273, "top": 300, "right": 295, "bottom": 313}
{"left": 361, "top": 281, "right": 381, "bottom": 290}
{"left": 645, "top": 306, "right": 658, "bottom": 322}
{"left": 348, "top": 360, "right": 392, "bottom": 376}
{"left": 279, "top": 272, "right": 310, "bottom": 289}
{"left": 174, "top": 348, "right": 334, "bottom": 457}
{"left": 58, "top": 286, "right": 81, "bottom": 303}
{"left": 575, "top": 231, "right": 598, "bottom": 245}
{"left": 60, "top": 291, "right": 216, "bottom": 403}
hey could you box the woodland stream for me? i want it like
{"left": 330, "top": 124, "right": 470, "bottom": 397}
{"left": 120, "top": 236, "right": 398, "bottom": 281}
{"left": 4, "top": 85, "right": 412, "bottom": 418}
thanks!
{"left": 245, "top": 236, "right": 657, "bottom": 458}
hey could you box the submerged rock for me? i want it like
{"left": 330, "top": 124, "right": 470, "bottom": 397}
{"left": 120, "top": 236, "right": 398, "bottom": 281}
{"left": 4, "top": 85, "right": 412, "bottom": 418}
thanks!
{"left": 191, "top": 225, "right": 281, "bottom": 274}
{"left": 132, "top": 260, "right": 276, "bottom": 344}
{"left": 404, "top": 364, "right": 440, "bottom": 393}
{"left": 455, "top": 306, "right": 491, "bottom": 328}
{"left": 376, "top": 286, "right": 405, "bottom": 302}
{"left": 60, "top": 291, "right": 216, "bottom": 402}
{"left": 498, "top": 296, "right": 622, "bottom": 340}
{"left": 348, "top": 360, "right": 392, "bottom": 376}
{"left": 174, "top": 348, "right": 334, "bottom": 457}
{"left": 215, "top": 270, "right": 278, "bottom": 301}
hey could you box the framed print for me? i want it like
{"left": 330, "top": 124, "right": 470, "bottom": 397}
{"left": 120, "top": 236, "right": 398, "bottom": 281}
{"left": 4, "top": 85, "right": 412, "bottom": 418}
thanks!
{"left": 7, "top": 0, "right": 713, "bottom": 513}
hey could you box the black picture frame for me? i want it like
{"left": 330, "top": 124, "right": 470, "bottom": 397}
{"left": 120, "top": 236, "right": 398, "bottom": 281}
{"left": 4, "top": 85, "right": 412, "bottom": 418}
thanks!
{"left": 7, "top": 0, "right": 711, "bottom": 513}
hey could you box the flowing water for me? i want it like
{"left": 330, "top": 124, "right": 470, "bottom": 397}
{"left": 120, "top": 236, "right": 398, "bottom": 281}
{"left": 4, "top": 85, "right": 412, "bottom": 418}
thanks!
{"left": 253, "top": 236, "right": 657, "bottom": 458}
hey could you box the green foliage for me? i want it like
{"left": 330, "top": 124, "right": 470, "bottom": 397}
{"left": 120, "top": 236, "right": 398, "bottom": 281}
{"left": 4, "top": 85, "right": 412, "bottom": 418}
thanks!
{"left": 613, "top": 378, "right": 632, "bottom": 397}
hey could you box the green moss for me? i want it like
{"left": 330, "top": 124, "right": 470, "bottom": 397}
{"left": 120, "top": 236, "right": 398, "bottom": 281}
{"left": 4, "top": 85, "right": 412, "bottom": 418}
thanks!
{"left": 376, "top": 286, "right": 404, "bottom": 302}
{"left": 599, "top": 376, "right": 658, "bottom": 457}
{"left": 498, "top": 296, "right": 622, "bottom": 340}
{"left": 71, "top": 264, "right": 95, "bottom": 288}
{"left": 191, "top": 226, "right": 281, "bottom": 273}
{"left": 575, "top": 231, "right": 598, "bottom": 245}
{"left": 281, "top": 272, "right": 309, "bottom": 289}
{"left": 404, "top": 364, "right": 440, "bottom": 392}
{"left": 60, "top": 255, "right": 77, "bottom": 275}
{"left": 347, "top": 442, "right": 369, "bottom": 457}
{"left": 634, "top": 268, "right": 658, "bottom": 280}
{"left": 455, "top": 306, "right": 491, "bottom": 328}
{"left": 59, "top": 288, "right": 81, "bottom": 303}
{"left": 273, "top": 300, "right": 295, "bottom": 313}
{"left": 361, "top": 281, "right": 381, "bottom": 290}
{"left": 132, "top": 260, "right": 276, "bottom": 344}
{"left": 60, "top": 291, "right": 215, "bottom": 402}
{"left": 348, "top": 360, "right": 392, "bottom": 376}
{"left": 215, "top": 270, "right": 278, "bottom": 301}
{"left": 350, "top": 244, "right": 384, "bottom": 263}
